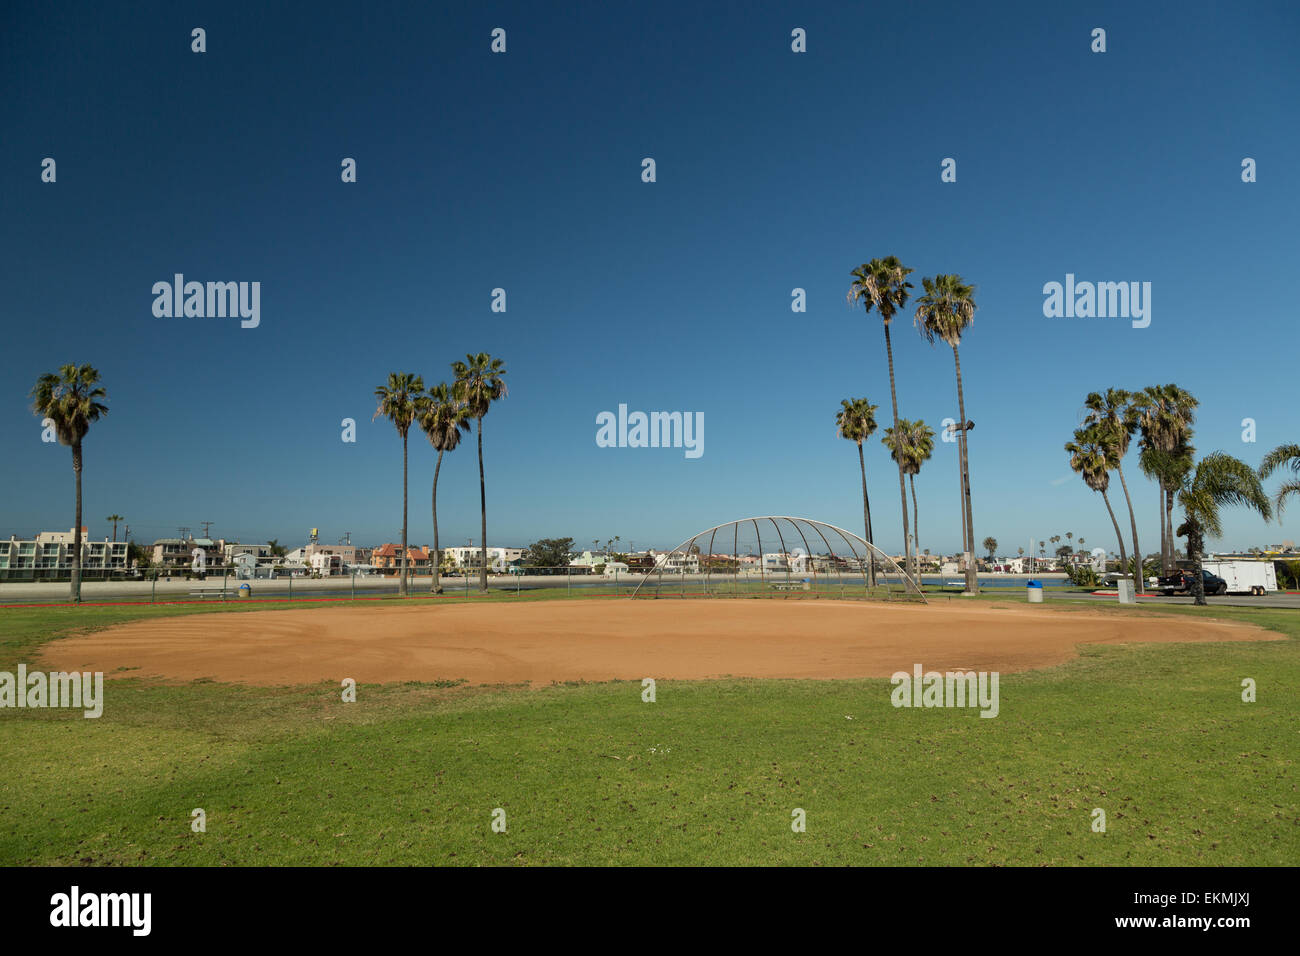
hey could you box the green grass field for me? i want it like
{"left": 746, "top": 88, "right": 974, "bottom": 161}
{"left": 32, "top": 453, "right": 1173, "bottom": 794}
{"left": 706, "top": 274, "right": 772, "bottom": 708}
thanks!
{"left": 0, "top": 592, "right": 1295, "bottom": 866}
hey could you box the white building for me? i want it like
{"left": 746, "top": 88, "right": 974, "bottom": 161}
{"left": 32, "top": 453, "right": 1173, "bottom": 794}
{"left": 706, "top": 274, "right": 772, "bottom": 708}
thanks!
{"left": 0, "top": 530, "right": 129, "bottom": 574}
{"left": 444, "top": 546, "right": 524, "bottom": 572}
{"left": 650, "top": 551, "right": 700, "bottom": 574}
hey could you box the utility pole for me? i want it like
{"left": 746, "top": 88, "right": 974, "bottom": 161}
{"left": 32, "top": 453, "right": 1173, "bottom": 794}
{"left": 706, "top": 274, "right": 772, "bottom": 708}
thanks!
{"left": 177, "top": 526, "right": 191, "bottom": 542}
{"left": 340, "top": 531, "right": 351, "bottom": 545}
{"left": 200, "top": 521, "right": 213, "bottom": 540}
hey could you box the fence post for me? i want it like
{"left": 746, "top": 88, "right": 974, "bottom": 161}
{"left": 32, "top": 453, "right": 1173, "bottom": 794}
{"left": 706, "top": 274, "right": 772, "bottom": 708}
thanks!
{"left": 289, "top": 573, "right": 293, "bottom": 602}
{"left": 352, "top": 569, "right": 356, "bottom": 601}
{"left": 567, "top": 567, "right": 570, "bottom": 596}
{"left": 151, "top": 571, "right": 156, "bottom": 604}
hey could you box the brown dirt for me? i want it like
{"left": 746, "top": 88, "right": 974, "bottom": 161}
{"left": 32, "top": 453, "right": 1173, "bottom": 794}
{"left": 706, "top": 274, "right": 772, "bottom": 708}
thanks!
{"left": 37, "top": 598, "right": 1278, "bottom": 688}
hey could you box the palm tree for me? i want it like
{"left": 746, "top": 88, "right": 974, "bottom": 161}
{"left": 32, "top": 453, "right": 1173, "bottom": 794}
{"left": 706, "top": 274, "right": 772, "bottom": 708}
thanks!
{"left": 849, "top": 257, "right": 915, "bottom": 577}
{"left": 1258, "top": 444, "right": 1300, "bottom": 517}
{"left": 418, "top": 382, "right": 470, "bottom": 594}
{"left": 106, "top": 514, "right": 124, "bottom": 542}
{"left": 1066, "top": 425, "right": 1129, "bottom": 576}
{"left": 452, "top": 353, "right": 507, "bottom": 592}
{"left": 30, "top": 365, "right": 109, "bottom": 603}
{"left": 374, "top": 372, "right": 426, "bottom": 596}
{"left": 1133, "top": 384, "right": 1198, "bottom": 574}
{"left": 836, "top": 398, "right": 880, "bottom": 586}
{"left": 982, "top": 536, "right": 997, "bottom": 557}
{"left": 1084, "top": 389, "right": 1144, "bottom": 591}
{"left": 1177, "top": 453, "right": 1272, "bottom": 605}
{"left": 881, "top": 417, "right": 935, "bottom": 576}
{"left": 914, "top": 274, "right": 979, "bottom": 593}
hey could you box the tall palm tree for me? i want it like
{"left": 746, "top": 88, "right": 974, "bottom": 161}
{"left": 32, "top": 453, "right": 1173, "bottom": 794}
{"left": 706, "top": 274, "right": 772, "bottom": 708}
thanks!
{"left": 881, "top": 417, "right": 935, "bottom": 577}
{"left": 913, "top": 273, "right": 979, "bottom": 594}
{"left": 1177, "top": 452, "right": 1272, "bottom": 605}
{"left": 106, "top": 514, "right": 124, "bottom": 542}
{"left": 452, "top": 353, "right": 508, "bottom": 592}
{"left": 1258, "top": 443, "right": 1300, "bottom": 517}
{"left": 1066, "top": 425, "right": 1129, "bottom": 576}
{"left": 1133, "top": 384, "right": 1198, "bottom": 574}
{"left": 836, "top": 398, "right": 880, "bottom": 586}
{"left": 1139, "top": 437, "right": 1194, "bottom": 574}
{"left": 30, "top": 364, "right": 109, "bottom": 604}
{"left": 849, "top": 257, "right": 915, "bottom": 577}
{"left": 418, "top": 382, "right": 470, "bottom": 594}
{"left": 1084, "top": 389, "right": 1145, "bottom": 590}
{"left": 374, "top": 372, "right": 426, "bottom": 596}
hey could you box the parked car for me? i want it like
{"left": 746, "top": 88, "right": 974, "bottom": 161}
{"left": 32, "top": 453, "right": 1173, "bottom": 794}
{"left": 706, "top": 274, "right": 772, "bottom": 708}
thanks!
{"left": 1159, "top": 568, "right": 1227, "bottom": 596}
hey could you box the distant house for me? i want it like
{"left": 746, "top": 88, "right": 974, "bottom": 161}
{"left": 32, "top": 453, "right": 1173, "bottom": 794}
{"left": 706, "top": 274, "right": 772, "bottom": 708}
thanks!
{"left": 650, "top": 550, "right": 699, "bottom": 574}
{"left": 152, "top": 538, "right": 198, "bottom": 567}
{"left": 445, "top": 546, "right": 524, "bottom": 572}
{"left": 371, "top": 543, "right": 430, "bottom": 573}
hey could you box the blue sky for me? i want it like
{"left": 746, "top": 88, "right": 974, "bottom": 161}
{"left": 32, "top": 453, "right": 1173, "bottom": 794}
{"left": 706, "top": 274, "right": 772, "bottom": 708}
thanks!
{"left": 2, "top": 0, "right": 1297, "bottom": 555}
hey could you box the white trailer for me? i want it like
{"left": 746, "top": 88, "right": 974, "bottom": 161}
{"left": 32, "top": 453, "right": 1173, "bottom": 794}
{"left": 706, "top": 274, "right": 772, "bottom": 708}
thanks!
{"left": 1202, "top": 560, "right": 1277, "bottom": 595}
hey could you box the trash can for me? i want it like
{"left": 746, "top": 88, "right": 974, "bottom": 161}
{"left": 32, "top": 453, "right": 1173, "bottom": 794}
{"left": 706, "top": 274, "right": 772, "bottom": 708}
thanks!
{"left": 238, "top": 583, "right": 251, "bottom": 599}
{"left": 1026, "top": 580, "right": 1043, "bottom": 603}
{"left": 802, "top": 578, "right": 811, "bottom": 591}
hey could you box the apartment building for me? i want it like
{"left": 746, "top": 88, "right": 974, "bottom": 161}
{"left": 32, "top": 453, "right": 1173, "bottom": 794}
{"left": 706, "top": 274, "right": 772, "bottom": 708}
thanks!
{"left": 0, "top": 529, "right": 129, "bottom": 574}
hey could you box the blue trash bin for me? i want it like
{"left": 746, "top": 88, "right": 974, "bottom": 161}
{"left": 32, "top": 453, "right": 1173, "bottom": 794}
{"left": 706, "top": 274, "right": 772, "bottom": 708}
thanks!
{"left": 1026, "top": 579, "right": 1043, "bottom": 603}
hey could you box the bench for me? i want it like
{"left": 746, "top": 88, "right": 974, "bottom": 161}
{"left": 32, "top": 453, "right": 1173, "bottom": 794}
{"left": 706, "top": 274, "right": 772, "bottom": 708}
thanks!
{"left": 770, "top": 582, "right": 806, "bottom": 591}
{"left": 189, "top": 587, "right": 227, "bottom": 599}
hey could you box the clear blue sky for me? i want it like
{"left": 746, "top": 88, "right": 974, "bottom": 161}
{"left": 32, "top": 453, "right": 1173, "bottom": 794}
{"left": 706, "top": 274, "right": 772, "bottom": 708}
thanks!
{"left": 2, "top": 0, "right": 1297, "bottom": 555}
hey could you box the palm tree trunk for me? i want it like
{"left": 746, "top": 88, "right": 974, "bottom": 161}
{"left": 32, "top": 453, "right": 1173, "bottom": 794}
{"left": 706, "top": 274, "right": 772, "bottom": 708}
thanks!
{"left": 71, "top": 443, "right": 83, "bottom": 604}
{"left": 858, "top": 444, "right": 876, "bottom": 587}
{"left": 883, "top": 323, "right": 913, "bottom": 578}
{"left": 909, "top": 473, "right": 920, "bottom": 589}
{"left": 400, "top": 431, "right": 409, "bottom": 596}
{"left": 1115, "top": 463, "right": 1143, "bottom": 593}
{"left": 478, "top": 416, "right": 488, "bottom": 592}
{"left": 431, "top": 448, "right": 444, "bottom": 594}
{"left": 957, "top": 456, "right": 968, "bottom": 573}
{"left": 952, "top": 346, "right": 977, "bottom": 594}
{"left": 1100, "top": 488, "right": 1128, "bottom": 578}
{"left": 1157, "top": 479, "right": 1167, "bottom": 575}
{"left": 1188, "top": 525, "right": 1206, "bottom": 606}
{"left": 1164, "top": 486, "right": 1176, "bottom": 569}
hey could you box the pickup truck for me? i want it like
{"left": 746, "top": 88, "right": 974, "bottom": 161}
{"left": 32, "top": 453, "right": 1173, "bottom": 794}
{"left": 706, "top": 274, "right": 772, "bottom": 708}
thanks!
{"left": 1158, "top": 568, "right": 1227, "bottom": 596}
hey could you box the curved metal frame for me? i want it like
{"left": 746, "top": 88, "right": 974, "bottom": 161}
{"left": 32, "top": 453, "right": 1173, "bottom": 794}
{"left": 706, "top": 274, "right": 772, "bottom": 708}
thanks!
{"left": 630, "top": 516, "right": 926, "bottom": 602}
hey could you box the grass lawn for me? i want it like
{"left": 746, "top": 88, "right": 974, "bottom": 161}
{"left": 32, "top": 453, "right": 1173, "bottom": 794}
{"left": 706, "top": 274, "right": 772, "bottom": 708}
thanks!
{"left": 0, "top": 592, "right": 1295, "bottom": 865}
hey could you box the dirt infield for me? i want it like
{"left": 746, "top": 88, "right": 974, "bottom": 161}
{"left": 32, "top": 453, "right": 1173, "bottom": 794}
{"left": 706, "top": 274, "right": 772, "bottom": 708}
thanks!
{"left": 38, "top": 598, "right": 1278, "bottom": 687}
